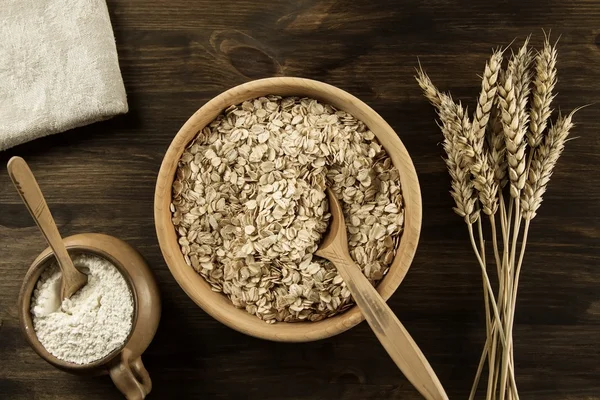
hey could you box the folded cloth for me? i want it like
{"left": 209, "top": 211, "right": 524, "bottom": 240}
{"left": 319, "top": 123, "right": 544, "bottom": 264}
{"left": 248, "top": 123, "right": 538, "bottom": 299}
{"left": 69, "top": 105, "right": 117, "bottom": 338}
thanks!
{"left": 0, "top": 0, "right": 128, "bottom": 151}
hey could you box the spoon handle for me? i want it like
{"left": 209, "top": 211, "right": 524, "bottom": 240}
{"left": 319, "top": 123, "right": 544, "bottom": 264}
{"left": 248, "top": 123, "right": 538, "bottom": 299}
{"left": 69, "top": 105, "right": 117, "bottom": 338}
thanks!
{"left": 327, "top": 251, "right": 448, "bottom": 400}
{"left": 7, "top": 157, "right": 83, "bottom": 297}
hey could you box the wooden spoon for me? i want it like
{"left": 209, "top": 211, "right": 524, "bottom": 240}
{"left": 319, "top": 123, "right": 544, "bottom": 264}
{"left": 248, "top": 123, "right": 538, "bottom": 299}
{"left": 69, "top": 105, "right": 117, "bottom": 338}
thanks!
{"left": 316, "top": 188, "right": 448, "bottom": 400}
{"left": 7, "top": 156, "right": 87, "bottom": 300}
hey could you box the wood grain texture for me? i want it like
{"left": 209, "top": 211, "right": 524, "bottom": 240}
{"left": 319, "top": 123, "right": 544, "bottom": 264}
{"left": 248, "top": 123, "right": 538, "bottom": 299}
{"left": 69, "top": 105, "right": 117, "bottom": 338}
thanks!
{"left": 1, "top": 0, "right": 600, "bottom": 399}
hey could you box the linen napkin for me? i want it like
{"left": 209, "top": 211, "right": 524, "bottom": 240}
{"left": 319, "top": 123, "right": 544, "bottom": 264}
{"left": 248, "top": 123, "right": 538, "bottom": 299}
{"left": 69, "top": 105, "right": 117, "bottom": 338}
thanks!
{"left": 0, "top": 0, "right": 128, "bottom": 151}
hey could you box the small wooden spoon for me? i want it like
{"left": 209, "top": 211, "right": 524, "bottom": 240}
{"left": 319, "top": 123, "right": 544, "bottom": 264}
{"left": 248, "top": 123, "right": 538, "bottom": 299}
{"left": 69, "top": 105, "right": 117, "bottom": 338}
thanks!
{"left": 316, "top": 188, "right": 448, "bottom": 400}
{"left": 7, "top": 157, "right": 87, "bottom": 300}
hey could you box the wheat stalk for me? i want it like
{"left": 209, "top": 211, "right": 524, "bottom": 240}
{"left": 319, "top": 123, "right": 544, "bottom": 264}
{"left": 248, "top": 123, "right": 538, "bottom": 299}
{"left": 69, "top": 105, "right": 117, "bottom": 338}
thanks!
{"left": 416, "top": 72, "right": 509, "bottom": 365}
{"left": 435, "top": 91, "right": 508, "bottom": 400}
{"left": 497, "top": 44, "right": 533, "bottom": 394}
{"left": 500, "top": 42, "right": 534, "bottom": 397}
{"left": 416, "top": 62, "right": 509, "bottom": 341}
{"left": 528, "top": 34, "right": 557, "bottom": 148}
{"left": 501, "top": 107, "right": 582, "bottom": 400}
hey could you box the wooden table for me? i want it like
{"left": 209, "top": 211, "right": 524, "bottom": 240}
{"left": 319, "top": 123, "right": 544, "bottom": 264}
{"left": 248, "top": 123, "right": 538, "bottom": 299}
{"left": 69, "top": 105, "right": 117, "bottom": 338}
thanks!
{"left": 1, "top": 1, "right": 599, "bottom": 398}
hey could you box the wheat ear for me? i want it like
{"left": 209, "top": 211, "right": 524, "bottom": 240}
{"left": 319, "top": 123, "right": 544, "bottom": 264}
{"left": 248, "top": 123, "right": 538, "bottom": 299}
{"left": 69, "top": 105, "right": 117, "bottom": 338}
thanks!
{"left": 509, "top": 37, "right": 534, "bottom": 139}
{"left": 415, "top": 63, "right": 444, "bottom": 110}
{"left": 528, "top": 34, "right": 558, "bottom": 148}
{"left": 498, "top": 72, "right": 524, "bottom": 198}
{"left": 473, "top": 51, "right": 503, "bottom": 152}
{"left": 451, "top": 51, "right": 502, "bottom": 168}
{"left": 499, "top": 39, "right": 533, "bottom": 199}
{"left": 427, "top": 51, "right": 503, "bottom": 216}
{"left": 438, "top": 96, "right": 480, "bottom": 223}
{"left": 414, "top": 69, "right": 480, "bottom": 222}
{"left": 470, "top": 51, "right": 503, "bottom": 216}
{"left": 488, "top": 99, "right": 508, "bottom": 188}
{"left": 521, "top": 108, "right": 580, "bottom": 220}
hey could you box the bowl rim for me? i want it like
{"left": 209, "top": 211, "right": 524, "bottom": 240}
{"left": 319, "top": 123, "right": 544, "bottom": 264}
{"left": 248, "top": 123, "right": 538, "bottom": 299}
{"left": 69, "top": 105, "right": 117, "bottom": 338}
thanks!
{"left": 18, "top": 244, "right": 139, "bottom": 372}
{"left": 154, "top": 76, "right": 422, "bottom": 342}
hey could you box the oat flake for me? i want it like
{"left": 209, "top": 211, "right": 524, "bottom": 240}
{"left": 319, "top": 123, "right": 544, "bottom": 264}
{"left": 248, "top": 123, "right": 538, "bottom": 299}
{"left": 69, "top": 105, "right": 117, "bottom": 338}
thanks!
{"left": 172, "top": 96, "right": 404, "bottom": 323}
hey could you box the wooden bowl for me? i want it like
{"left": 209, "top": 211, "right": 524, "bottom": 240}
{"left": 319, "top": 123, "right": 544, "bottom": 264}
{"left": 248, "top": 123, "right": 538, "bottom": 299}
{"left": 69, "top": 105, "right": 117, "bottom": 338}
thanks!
{"left": 18, "top": 233, "right": 161, "bottom": 399}
{"left": 155, "top": 77, "right": 422, "bottom": 342}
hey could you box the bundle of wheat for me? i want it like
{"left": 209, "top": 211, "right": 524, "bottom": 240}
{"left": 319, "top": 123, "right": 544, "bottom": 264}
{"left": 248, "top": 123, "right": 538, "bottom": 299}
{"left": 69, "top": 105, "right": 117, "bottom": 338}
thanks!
{"left": 416, "top": 34, "right": 585, "bottom": 400}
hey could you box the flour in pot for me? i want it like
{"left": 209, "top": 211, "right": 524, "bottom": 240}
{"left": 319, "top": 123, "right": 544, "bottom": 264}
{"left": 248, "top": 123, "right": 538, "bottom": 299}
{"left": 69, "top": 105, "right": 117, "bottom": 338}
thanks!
{"left": 31, "top": 254, "right": 134, "bottom": 365}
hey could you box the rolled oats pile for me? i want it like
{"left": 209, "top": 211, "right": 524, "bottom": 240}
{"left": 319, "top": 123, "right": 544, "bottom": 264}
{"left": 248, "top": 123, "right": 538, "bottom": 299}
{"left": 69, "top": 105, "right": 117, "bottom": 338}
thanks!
{"left": 171, "top": 96, "right": 404, "bottom": 323}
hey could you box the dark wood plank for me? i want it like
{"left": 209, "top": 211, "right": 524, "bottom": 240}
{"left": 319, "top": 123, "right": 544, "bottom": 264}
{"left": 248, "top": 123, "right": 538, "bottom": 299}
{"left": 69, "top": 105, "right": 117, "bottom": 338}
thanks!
{"left": 1, "top": 0, "right": 600, "bottom": 398}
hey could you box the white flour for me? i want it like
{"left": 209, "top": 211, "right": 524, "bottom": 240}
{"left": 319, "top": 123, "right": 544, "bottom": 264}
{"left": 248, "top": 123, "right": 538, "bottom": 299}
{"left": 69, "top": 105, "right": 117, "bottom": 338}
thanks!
{"left": 31, "top": 254, "right": 134, "bottom": 365}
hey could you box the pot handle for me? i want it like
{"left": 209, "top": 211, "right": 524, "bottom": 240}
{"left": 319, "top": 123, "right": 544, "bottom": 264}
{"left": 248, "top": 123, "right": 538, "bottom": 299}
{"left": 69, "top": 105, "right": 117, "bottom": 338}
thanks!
{"left": 109, "top": 348, "right": 152, "bottom": 400}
